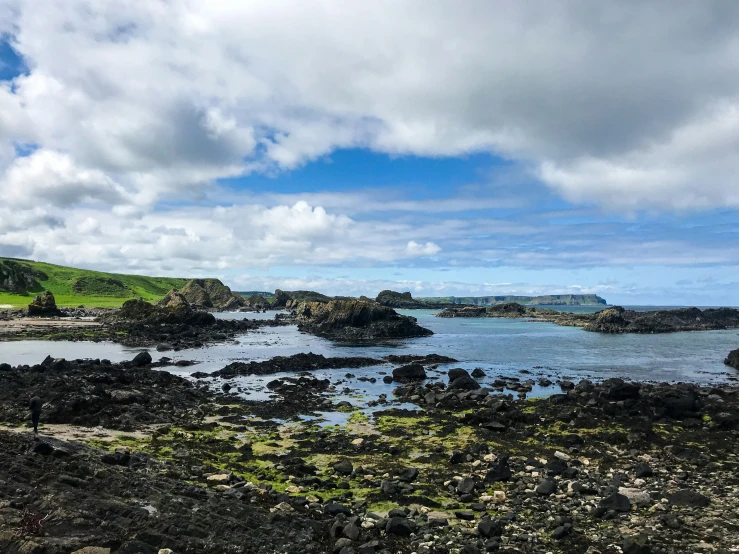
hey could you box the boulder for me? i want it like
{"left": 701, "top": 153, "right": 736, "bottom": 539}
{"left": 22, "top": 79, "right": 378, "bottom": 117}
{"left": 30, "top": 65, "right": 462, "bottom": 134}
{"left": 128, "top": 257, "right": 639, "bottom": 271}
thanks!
{"left": 131, "top": 351, "right": 153, "bottom": 367}
{"left": 725, "top": 348, "right": 739, "bottom": 370}
{"left": 448, "top": 368, "right": 470, "bottom": 381}
{"left": 448, "top": 376, "right": 480, "bottom": 391}
{"left": 28, "top": 291, "right": 61, "bottom": 317}
{"left": 392, "top": 364, "right": 427, "bottom": 381}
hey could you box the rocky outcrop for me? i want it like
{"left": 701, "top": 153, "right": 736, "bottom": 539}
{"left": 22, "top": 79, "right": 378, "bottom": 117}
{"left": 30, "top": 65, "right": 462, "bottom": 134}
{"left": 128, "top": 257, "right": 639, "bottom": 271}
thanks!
{"left": 295, "top": 299, "right": 433, "bottom": 340}
{"left": 27, "top": 291, "right": 62, "bottom": 317}
{"left": 102, "top": 297, "right": 215, "bottom": 326}
{"left": 156, "top": 289, "right": 192, "bottom": 314}
{"left": 273, "top": 289, "right": 333, "bottom": 309}
{"left": 210, "top": 352, "right": 383, "bottom": 378}
{"left": 726, "top": 349, "right": 739, "bottom": 370}
{"left": 245, "top": 294, "right": 270, "bottom": 310}
{"left": 437, "top": 306, "right": 487, "bottom": 318}
{"left": 438, "top": 304, "right": 739, "bottom": 334}
{"left": 376, "top": 290, "right": 428, "bottom": 309}
{"left": 0, "top": 259, "right": 47, "bottom": 293}
{"left": 180, "top": 279, "right": 245, "bottom": 310}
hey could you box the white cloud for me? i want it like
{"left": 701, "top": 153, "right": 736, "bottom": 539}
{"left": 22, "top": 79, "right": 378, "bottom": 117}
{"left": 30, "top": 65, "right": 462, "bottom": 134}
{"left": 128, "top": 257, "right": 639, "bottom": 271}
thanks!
{"left": 0, "top": 1, "right": 736, "bottom": 212}
{"left": 407, "top": 240, "right": 441, "bottom": 256}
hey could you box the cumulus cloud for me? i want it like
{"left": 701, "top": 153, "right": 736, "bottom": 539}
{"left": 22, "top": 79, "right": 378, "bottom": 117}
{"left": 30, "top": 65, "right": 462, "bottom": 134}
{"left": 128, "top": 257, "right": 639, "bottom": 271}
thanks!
{"left": 407, "top": 241, "right": 441, "bottom": 256}
{"left": 0, "top": 1, "right": 736, "bottom": 211}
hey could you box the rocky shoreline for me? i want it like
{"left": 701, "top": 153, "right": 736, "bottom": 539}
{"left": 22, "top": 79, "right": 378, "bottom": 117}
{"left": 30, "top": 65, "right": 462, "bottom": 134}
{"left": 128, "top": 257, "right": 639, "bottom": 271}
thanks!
{"left": 437, "top": 303, "right": 739, "bottom": 334}
{"left": 1, "top": 349, "right": 738, "bottom": 554}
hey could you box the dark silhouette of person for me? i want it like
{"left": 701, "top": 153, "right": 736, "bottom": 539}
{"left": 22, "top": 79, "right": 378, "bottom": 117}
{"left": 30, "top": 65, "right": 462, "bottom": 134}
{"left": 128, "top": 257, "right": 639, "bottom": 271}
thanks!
{"left": 29, "top": 396, "right": 43, "bottom": 435}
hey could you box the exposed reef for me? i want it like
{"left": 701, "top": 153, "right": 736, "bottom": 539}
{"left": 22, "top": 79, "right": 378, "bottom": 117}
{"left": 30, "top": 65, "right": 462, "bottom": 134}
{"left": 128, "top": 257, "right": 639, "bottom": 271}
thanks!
{"left": 437, "top": 303, "right": 739, "bottom": 333}
{"left": 295, "top": 299, "right": 433, "bottom": 341}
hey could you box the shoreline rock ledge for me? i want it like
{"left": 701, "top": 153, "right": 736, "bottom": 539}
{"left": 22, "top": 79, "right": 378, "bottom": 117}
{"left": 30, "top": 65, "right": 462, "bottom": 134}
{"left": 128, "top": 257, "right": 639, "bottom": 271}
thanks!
{"left": 295, "top": 299, "right": 433, "bottom": 340}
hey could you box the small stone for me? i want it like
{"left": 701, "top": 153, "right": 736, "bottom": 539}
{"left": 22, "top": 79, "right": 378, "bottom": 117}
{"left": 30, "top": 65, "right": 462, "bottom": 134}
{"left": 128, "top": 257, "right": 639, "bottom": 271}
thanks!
{"left": 536, "top": 479, "right": 557, "bottom": 496}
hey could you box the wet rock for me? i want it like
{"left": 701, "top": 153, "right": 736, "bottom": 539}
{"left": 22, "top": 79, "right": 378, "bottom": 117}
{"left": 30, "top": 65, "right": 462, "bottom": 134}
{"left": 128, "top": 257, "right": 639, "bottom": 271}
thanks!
{"left": 448, "top": 375, "right": 480, "bottom": 391}
{"left": 606, "top": 380, "right": 641, "bottom": 400}
{"left": 392, "top": 364, "right": 427, "bottom": 382}
{"left": 448, "top": 368, "right": 471, "bottom": 381}
{"left": 724, "top": 349, "right": 739, "bottom": 369}
{"left": 471, "top": 368, "right": 486, "bottom": 378}
{"left": 131, "top": 351, "right": 153, "bottom": 367}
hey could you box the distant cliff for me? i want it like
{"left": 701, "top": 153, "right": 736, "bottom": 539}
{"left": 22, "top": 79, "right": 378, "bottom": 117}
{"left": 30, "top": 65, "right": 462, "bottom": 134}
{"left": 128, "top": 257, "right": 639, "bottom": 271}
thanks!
{"left": 420, "top": 294, "right": 607, "bottom": 306}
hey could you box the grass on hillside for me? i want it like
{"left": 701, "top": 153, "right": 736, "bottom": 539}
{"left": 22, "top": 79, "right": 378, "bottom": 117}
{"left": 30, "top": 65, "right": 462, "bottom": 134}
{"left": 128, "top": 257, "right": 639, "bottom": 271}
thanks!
{"left": 0, "top": 258, "right": 188, "bottom": 309}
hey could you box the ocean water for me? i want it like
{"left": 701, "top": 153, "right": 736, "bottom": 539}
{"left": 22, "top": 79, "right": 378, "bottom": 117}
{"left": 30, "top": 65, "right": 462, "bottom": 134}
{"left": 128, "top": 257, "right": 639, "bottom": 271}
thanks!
{"left": 1, "top": 308, "right": 737, "bottom": 412}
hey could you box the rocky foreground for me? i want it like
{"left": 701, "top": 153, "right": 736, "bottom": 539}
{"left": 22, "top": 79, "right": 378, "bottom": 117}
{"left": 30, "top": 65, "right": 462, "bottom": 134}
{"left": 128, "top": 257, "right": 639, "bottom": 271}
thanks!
{"left": 1, "top": 352, "right": 738, "bottom": 554}
{"left": 437, "top": 304, "right": 739, "bottom": 334}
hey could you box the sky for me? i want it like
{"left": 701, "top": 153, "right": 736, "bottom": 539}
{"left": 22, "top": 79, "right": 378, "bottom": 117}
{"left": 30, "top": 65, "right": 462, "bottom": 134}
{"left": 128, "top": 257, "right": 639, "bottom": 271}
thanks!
{"left": 0, "top": 1, "right": 738, "bottom": 306}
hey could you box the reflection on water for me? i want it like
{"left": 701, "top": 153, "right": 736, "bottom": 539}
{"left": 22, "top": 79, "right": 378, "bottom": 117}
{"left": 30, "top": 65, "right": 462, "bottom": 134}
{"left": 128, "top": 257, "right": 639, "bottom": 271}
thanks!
{"left": 1, "top": 310, "right": 737, "bottom": 407}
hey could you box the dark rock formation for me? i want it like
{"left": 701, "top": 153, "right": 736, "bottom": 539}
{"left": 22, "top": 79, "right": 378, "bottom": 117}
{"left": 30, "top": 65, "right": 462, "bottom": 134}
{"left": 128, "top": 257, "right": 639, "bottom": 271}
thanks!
{"left": 375, "top": 290, "right": 428, "bottom": 309}
{"left": 27, "top": 291, "right": 62, "bottom": 317}
{"left": 273, "top": 289, "right": 333, "bottom": 309}
{"left": 295, "top": 300, "right": 433, "bottom": 341}
{"left": 211, "top": 353, "right": 383, "bottom": 378}
{"left": 725, "top": 349, "right": 739, "bottom": 369}
{"left": 101, "top": 297, "right": 215, "bottom": 326}
{"left": 438, "top": 304, "right": 739, "bottom": 334}
{"left": 392, "top": 364, "right": 427, "bottom": 381}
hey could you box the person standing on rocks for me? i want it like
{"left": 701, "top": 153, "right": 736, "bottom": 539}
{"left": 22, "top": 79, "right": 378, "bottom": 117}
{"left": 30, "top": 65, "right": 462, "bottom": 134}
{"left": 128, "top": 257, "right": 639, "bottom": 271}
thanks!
{"left": 29, "top": 396, "right": 43, "bottom": 435}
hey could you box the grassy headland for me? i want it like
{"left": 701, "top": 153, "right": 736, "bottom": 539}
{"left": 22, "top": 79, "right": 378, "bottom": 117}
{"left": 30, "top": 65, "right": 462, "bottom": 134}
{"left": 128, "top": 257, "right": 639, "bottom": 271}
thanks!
{"left": 0, "top": 257, "right": 188, "bottom": 308}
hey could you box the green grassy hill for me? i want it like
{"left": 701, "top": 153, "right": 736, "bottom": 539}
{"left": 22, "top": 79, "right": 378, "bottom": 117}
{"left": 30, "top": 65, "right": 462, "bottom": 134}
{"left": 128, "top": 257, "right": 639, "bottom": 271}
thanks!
{"left": 0, "top": 258, "right": 188, "bottom": 308}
